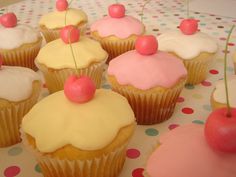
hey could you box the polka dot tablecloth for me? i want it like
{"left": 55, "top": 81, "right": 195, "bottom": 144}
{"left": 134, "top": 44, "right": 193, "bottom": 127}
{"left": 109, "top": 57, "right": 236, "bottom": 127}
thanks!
{"left": 1, "top": 0, "right": 236, "bottom": 177}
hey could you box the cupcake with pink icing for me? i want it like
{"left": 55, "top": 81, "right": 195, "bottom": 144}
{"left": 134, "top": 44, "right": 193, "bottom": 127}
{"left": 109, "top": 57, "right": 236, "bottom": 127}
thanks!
{"left": 0, "top": 56, "right": 41, "bottom": 147}
{"left": 0, "top": 12, "right": 42, "bottom": 70}
{"left": 157, "top": 19, "right": 218, "bottom": 84}
{"left": 108, "top": 35, "right": 187, "bottom": 125}
{"left": 39, "top": 0, "right": 88, "bottom": 43}
{"left": 90, "top": 3, "right": 145, "bottom": 62}
{"left": 21, "top": 75, "right": 136, "bottom": 177}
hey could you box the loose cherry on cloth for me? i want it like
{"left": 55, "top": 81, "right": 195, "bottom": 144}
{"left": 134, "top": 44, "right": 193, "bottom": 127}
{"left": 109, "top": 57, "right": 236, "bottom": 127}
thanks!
{"left": 64, "top": 75, "right": 96, "bottom": 103}
{"left": 60, "top": 25, "right": 80, "bottom": 44}
{"left": 0, "top": 13, "right": 17, "bottom": 28}
{"left": 205, "top": 107, "right": 236, "bottom": 153}
{"left": 56, "top": 0, "right": 68, "bottom": 11}
{"left": 135, "top": 35, "right": 158, "bottom": 55}
{"left": 108, "top": 4, "right": 125, "bottom": 18}
{"left": 179, "top": 19, "right": 198, "bottom": 35}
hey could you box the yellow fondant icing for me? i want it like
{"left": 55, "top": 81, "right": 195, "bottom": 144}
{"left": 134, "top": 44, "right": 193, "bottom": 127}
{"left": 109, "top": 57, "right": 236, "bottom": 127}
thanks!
{"left": 39, "top": 8, "right": 88, "bottom": 29}
{"left": 22, "top": 89, "right": 135, "bottom": 152}
{"left": 36, "top": 36, "right": 108, "bottom": 69}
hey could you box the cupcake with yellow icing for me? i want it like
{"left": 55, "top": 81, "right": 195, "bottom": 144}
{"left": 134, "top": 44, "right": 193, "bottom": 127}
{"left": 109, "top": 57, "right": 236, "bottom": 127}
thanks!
{"left": 0, "top": 12, "right": 42, "bottom": 70}
{"left": 90, "top": 4, "right": 145, "bottom": 63}
{"left": 36, "top": 25, "right": 108, "bottom": 93}
{"left": 21, "top": 75, "right": 136, "bottom": 177}
{"left": 211, "top": 76, "right": 236, "bottom": 110}
{"left": 108, "top": 35, "right": 187, "bottom": 125}
{"left": 157, "top": 19, "right": 218, "bottom": 84}
{"left": 0, "top": 57, "right": 41, "bottom": 147}
{"left": 39, "top": 0, "right": 88, "bottom": 43}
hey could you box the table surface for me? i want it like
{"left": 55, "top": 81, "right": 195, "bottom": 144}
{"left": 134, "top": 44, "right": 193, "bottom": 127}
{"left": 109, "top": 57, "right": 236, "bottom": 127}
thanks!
{"left": 1, "top": 0, "right": 236, "bottom": 177}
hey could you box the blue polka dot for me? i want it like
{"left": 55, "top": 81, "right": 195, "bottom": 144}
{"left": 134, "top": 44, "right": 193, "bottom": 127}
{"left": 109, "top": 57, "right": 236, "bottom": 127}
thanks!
{"left": 203, "top": 104, "right": 212, "bottom": 111}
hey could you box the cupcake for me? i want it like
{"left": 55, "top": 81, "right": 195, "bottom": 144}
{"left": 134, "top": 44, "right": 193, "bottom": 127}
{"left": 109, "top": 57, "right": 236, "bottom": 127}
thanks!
{"left": 157, "top": 19, "right": 218, "bottom": 84}
{"left": 36, "top": 25, "right": 108, "bottom": 93}
{"left": 39, "top": 0, "right": 88, "bottom": 43}
{"left": 91, "top": 4, "right": 145, "bottom": 63}
{"left": 146, "top": 120, "right": 236, "bottom": 177}
{"left": 21, "top": 75, "right": 136, "bottom": 177}
{"left": 211, "top": 76, "right": 236, "bottom": 110}
{"left": 108, "top": 35, "right": 187, "bottom": 125}
{"left": 0, "top": 58, "right": 41, "bottom": 147}
{"left": 0, "top": 13, "right": 42, "bottom": 70}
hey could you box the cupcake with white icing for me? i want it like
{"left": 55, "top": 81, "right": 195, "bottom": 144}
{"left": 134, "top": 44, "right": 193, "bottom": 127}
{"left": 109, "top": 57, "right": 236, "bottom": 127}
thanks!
{"left": 0, "top": 12, "right": 42, "bottom": 70}
{"left": 21, "top": 75, "right": 136, "bottom": 177}
{"left": 36, "top": 25, "right": 108, "bottom": 93}
{"left": 157, "top": 19, "right": 218, "bottom": 84}
{"left": 211, "top": 76, "right": 236, "bottom": 110}
{"left": 0, "top": 58, "right": 41, "bottom": 147}
{"left": 39, "top": 0, "right": 88, "bottom": 43}
{"left": 90, "top": 3, "right": 145, "bottom": 63}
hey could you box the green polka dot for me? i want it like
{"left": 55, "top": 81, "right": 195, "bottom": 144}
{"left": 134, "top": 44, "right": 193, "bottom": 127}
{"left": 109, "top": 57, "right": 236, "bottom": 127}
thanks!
{"left": 203, "top": 104, "right": 212, "bottom": 111}
{"left": 192, "top": 120, "right": 205, "bottom": 124}
{"left": 8, "top": 146, "right": 23, "bottom": 156}
{"left": 227, "top": 66, "right": 234, "bottom": 72}
{"left": 185, "top": 84, "right": 195, "bottom": 89}
{"left": 35, "top": 164, "right": 41, "bottom": 173}
{"left": 145, "top": 128, "right": 159, "bottom": 136}
{"left": 192, "top": 93, "right": 203, "bottom": 99}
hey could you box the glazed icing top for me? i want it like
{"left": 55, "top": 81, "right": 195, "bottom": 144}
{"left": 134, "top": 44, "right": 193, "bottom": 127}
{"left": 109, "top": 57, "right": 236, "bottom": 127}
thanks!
{"left": 108, "top": 51, "right": 187, "bottom": 90}
{"left": 0, "top": 66, "right": 40, "bottom": 102}
{"left": 146, "top": 124, "right": 236, "bottom": 177}
{"left": 36, "top": 36, "right": 108, "bottom": 69}
{"left": 157, "top": 30, "right": 218, "bottom": 59}
{"left": 22, "top": 89, "right": 135, "bottom": 152}
{"left": 90, "top": 16, "right": 145, "bottom": 39}
{"left": 213, "top": 76, "right": 236, "bottom": 107}
{"left": 0, "top": 24, "right": 40, "bottom": 49}
{"left": 39, "top": 8, "right": 87, "bottom": 29}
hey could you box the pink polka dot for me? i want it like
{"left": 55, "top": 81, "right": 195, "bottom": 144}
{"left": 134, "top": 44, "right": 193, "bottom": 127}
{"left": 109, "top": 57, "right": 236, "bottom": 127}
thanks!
{"left": 4, "top": 166, "right": 21, "bottom": 177}
{"left": 219, "top": 37, "right": 226, "bottom": 41}
{"left": 126, "top": 149, "right": 141, "bottom": 159}
{"left": 209, "top": 69, "right": 219, "bottom": 75}
{"left": 168, "top": 124, "right": 179, "bottom": 130}
{"left": 177, "top": 96, "right": 185, "bottom": 103}
{"left": 228, "top": 42, "right": 235, "bottom": 46}
{"left": 182, "top": 107, "right": 194, "bottom": 114}
{"left": 43, "top": 83, "right": 47, "bottom": 88}
{"left": 132, "top": 168, "right": 144, "bottom": 177}
{"left": 201, "top": 80, "right": 212, "bottom": 87}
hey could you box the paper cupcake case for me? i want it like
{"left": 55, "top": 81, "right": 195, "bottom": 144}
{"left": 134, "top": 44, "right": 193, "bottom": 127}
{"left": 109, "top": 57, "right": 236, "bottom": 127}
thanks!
{"left": 21, "top": 133, "right": 129, "bottom": 177}
{"left": 91, "top": 32, "right": 138, "bottom": 63}
{"left": 37, "top": 61, "right": 105, "bottom": 93}
{"left": 0, "top": 82, "right": 41, "bottom": 147}
{"left": 0, "top": 38, "right": 43, "bottom": 71}
{"left": 183, "top": 53, "right": 215, "bottom": 85}
{"left": 40, "top": 24, "right": 87, "bottom": 43}
{"left": 109, "top": 77, "right": 186, "bottom": 125}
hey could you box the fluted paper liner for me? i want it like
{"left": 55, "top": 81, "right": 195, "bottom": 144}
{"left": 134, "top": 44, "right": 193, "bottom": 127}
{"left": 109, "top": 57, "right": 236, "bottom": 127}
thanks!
{"left": 91, "top": 32, "right": 139, "bottom": 63}
{"left": 109, "top": 77, "right": 186, "bottom": 125}
{"left": 37, "top": 61, "right": 105, "bottom": 93}
{"left": 0, "top": 38, "right": 43, "bottom": 71}
{"left": 0, "top": 81, "right": 41, "bottom": 147}
{"left": 21, "top": 132, "right": 131, "bottom": 177}
{"left": 40, "top": 24, "right": 87, "bottom": 43}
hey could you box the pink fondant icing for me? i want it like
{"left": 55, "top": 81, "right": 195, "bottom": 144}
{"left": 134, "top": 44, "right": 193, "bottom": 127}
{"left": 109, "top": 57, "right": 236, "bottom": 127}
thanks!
{"left": 108, "top": 51, "right": 187, "bottom": 90}
{"left": 146, "top": 124, "right": 236, "bottom": 177}
{"left": 90, "top": 16, "right": 144, "bottom": 39}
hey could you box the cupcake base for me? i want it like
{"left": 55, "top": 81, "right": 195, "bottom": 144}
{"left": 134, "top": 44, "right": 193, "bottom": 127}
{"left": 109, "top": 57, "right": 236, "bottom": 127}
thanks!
{"left": 108, "top": 76, "right": 186, "bottom": 125}
{"left": 40, "top": 23, "right": 87, "bottom": 43}
{"left": 37, "top": 61, "right": 105, "bottom": 94}
{"left": 22, "top": 123, "right": 136, "bottom": 177}
{"left": 91, "top": 32, "right": 140, "bottom": 63}
{"left": 0, "top": 81, "right": 41, "bottom": 147}
{"left": 0, "top": 37, "right": 43, "bottom": 71}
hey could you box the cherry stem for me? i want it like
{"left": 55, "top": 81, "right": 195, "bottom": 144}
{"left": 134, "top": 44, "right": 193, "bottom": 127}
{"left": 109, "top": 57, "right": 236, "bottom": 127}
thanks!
{"left": 186, "top": 0, "right": 189, "bottom": 18}
{"left": 64, "top": 0, "right": 74, "bottom": 26}
{"left": 141, "top": 0, "right": 151, "bottom": 23}
{"left": 224, "top": 25, "right": 235, "bottom": 118}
